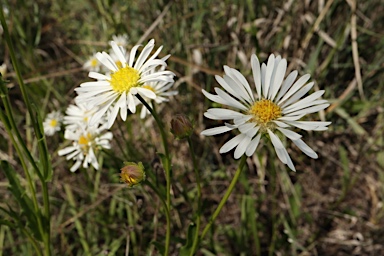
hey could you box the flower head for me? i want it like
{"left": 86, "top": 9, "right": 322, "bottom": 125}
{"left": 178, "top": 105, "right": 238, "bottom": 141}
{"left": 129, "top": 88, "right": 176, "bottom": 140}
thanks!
{"left": 63, "top": 101, "right": 106, "bottom": 131}
{"left": 112, "top": 34, "right": 129, "bottom": 48}
{"left": 43, "top": 111, "right": 63, "bottom": 136}
{"left": 83, "top": 53, "right": 102, "bottom": 72}
{"left": 75, "top": 39, "right": 175, "bottom": 128}
{"left": 137, "top": 56, "right": 178, "bottom": 118}
{"left": 58, "top": 125, "right": 112, "bottom": 172}
{"left": 120, "top": 162, "right": 146, "bottom": 187}
{"left": 171, "top": 114, "right": 194, "bottom": 139}
{"left": 201, "top": 54, "right": 331, "bottom": 171}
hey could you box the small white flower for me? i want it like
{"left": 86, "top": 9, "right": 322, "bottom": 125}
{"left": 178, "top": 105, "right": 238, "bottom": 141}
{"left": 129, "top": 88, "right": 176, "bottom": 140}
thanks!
{"left": 201, "top": 54, "right": 331, "bottom": 171}
{"left": 43, "top": 111, "right": 63, "bottom": 136}
{"left": 0, "top": 63, "right": 7, "bottom": 77}
{"left": 83, "top": 53, "right": 102, "bottom": 72}
{"left": 112, "top": 34, "right": 129, "bottom": 48}
{"left": 63, "top": 102, "right": 106, "bottom": 131}
{"left": 58, "top": 125, "right": 112, "bottom": 172}
{"left": 75, "top": 39, "right": 175, "bottom": 128}
{"left": 137, "top": 56, "right": 178, "bottom": 118}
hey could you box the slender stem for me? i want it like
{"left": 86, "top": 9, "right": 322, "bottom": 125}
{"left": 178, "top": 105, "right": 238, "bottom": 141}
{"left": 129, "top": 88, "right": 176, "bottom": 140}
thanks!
{"left": 200, "top": 155, "right": 247, "bottom": 240}
{"left": 188, "top": 137, "right": 202, "bottom": 256}
{"left": 145, "top": 179, "right": 171, "bottom": 255}
{"left": 136, "top": 95, "right": 171, "bottom": 256}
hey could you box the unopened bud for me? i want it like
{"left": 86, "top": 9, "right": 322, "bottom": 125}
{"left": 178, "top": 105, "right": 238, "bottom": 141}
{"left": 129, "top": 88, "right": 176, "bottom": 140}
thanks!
{"left": 120, "top": 162, "right": 146, "bottom": 187}
{"left": 170, "top": 114, "right": 193, "bottom": 139}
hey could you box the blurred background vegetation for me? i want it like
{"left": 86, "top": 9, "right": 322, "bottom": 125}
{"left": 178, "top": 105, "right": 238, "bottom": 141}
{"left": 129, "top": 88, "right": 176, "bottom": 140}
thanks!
{"left": 0, "top": 0, "right": 383, "bottom": 255}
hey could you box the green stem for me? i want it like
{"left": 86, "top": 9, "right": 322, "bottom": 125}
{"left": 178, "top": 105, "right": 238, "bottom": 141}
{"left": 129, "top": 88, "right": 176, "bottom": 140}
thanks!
{"left": 136, "top": 95, "right": 171, "bottom": 256}
{"left": 145, "top": 179, "right": 171, "bottom": 255}
{"left": 200, "top": 155, "right": 247, "bottom": 240}
{"left": 188, "top": 137, "right": 202, "bottom": 256}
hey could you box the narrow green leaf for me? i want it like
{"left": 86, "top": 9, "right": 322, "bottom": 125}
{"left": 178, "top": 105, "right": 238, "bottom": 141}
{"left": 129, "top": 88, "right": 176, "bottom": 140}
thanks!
{"left": 0, "top": 161, "right": 42, "bottom": 241}
{"left": 179, "top": 222, "right": 197, "bottom": 256}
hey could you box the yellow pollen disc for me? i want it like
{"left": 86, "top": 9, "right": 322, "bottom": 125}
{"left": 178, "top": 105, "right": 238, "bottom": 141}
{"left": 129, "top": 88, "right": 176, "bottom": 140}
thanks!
{"left": 91, "top": 58, "right": 98, "bottom": 67}
{"left": 109, "top": 66, "right": 140, "bottom": 93}
{"left": 249, "top": 99, "right": 282, "bottom": 125}
{"left": 78, "top": 133, "right": 92, "bottom": 153}
{"left": 49, "top": 119, "right": 58, "bottom": 127}
{"left": 78, "top": 135, "right": 89, "bottom": 145}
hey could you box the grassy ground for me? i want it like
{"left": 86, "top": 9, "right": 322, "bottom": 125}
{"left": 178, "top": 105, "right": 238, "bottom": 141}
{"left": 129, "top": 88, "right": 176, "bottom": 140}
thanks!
{"left": 1, "top": 0, "right": 384, "bottom": 255}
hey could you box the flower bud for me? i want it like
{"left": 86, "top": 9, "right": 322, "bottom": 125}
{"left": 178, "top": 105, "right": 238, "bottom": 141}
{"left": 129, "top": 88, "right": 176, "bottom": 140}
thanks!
{"left": 170, "top": 114, "right": 193, "bottom": 139}
{"left": 120, "top": 162, "right": 146, "bottom": 187}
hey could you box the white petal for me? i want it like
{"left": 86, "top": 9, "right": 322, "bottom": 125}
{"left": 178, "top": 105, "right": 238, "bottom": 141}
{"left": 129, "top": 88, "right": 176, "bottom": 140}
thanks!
{"left": 263, "top": 54, "right": 275, "bottom": 98}
{"left": 201, "top": 126, "right": 234, "bottom": 136}
{"left": 275, "top": 147, "right": 296, "bottom": 172}
{"left": 276, "top": 127, "right": 302, "bottom": 140}
{"left": 219, "top": 134, "right": 244, "bottom": 154}
{"left": 277, "top": 115, "right": 305, "bottom": 121}
{"left": 88, "top": 72, "right": 110, "bottom": 80}
{"left": 267, "top": 129, "right": 285, "bottom": 149}
{"left": 274, "top": 70, "right": 298, "bottom": 103}
{"left": 118, "top": 92, "right": 128, "bottom": 121}
{"left": 205, "top": 108, "right": 244, "bottom": 120}
{"left": 245, "top": 134, "right": 261, "bottom": 156}
{"left": 223, "top": 67, "right": 254, "bottom": 102}
{"left": 134, "top": 40, "right": 154, "bottom": 70}
{"left": 285, "top": 103, "right": 330, "bottom": 116}
{"left": 269, "top": 59, "right": 287, "bottom": 101}
{"left": 234, "top": 135, "right": 251, "bottom": 159}
{"left": 278, "top": 74, "right": 311, "bottom": 105}
{"left": 127, "top": 92, "right": 136, "bottom": 113}
{"left": 280, "top": 82, "right": 315, "bottom": 108}
{"left": 58, "top": 147, "right": 76, "bottom": 156}
{"left": 110, "top": 41, "right": 127, "bottom": 67}
{"left": 108, "top": 103, "right": 120, "bottom": 128}
{"left": 273, "top": 120, "right": 290, "bottom": 128}
{"left": 218, "top": 74, "right": 250, "bottom": 104}
{"left": 215, "top": 88, "right": 248, "bottom": 111}
{"left": 292, "top": 139, "right": 318, "bottom": 159}
{"left": 251, "top": 54, "right": 262, "bottom": 99}
{"left": 128, "top": 44, "right": 141, "bottom": 67}
{"left": 70, "top": 160, "right": 82, "bottom": 172}
{"left": 283, "top": 90, "right": 325, "bottom": 113}
{"left": 202, "top": 89, "right": 227, "bottom": 105}
{"left": 136, "top": 87, "right": 156, "bottom": 99}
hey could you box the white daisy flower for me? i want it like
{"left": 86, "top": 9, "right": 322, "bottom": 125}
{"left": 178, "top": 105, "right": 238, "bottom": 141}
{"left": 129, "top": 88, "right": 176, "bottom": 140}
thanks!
{"left": 201, "top": 54, "right": 331, "bottom": 172}
{"left": 112, "top": 34, "right": 129, "bottom": 48}
{"left": 137, "top": 56, "right": 178, "bottom": 118}
{"left": 75, "top": 39, "right": 175, "bottom": 129}
{"left": 63, "top": 101, "right": 106, "bottom": 131}
{"left": 83, "top": 53, "right": 102, "bottom": 72}
{"left": 58, "top": 125, "right": 113, "bottom": 172}
{"left": 43, "top": 111, "right": 63, "bottom": 136}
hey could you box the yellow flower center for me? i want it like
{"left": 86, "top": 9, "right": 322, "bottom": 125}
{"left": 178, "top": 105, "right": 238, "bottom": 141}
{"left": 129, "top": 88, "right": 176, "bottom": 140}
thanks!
{"left": 49, "top": 119, "right": 58, "bottom": 127}
{"left": 91, "top": 58, "right": 98, "bottom": 67}
{"left": 109, "top": 66, "right": 140, "bottom": 93}
{"left": 78, "top": 133, "right": 92, "bottom": 153}
{"left": 249, "top": 99, "right": 281, "bottom": 130}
